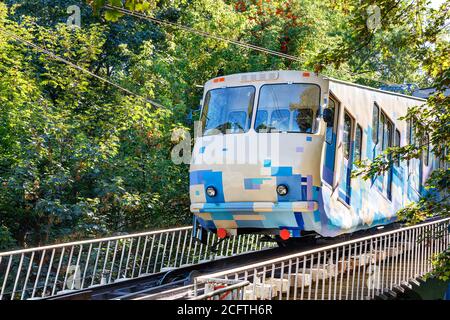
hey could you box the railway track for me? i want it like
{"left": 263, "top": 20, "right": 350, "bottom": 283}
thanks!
{"left": 43, "top": 222, "right": 410, "bottom": 300}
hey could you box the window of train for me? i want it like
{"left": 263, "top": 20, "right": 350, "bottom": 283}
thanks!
{"left": 201, "top": 86, "right": 255, "bottom": 135}
{"left": 381, "top": 113, "right": 393, "bottom": 151}
{"left": 381, "top": 112, "right": 393, "bottom": 200}
{"left": 270, "top": 109, "right": 290, "bottom": 132}
{"left": 424, "top": 134, "right": 430, "bottom": 166}
{"left": 372, "top": 103, "right": 380, "bottom": 144}
{"left": 256, "top": 83, "right": 320, "bottom": 133}
{"left": 407, "top": 119, "right": 416, "bottom": 146}
{"left": 325, "top": 98, "right": 336, "bottom": 144}
{"left": 354, "top": 124, "right": 363, "bottom": 162}
{"left": 406, "top": 118, "right": 412, "bottom": 167}
{"left": 395, "top": 129, "right": 401, "bottom": 166}
{"left": 407, "top": 119, "right": 421, "bottom": 191}
{"left": 377, "top": 110, "right": 386, "bottom": 159}
{"left": 339, "top": 111, "right": 354, "bottom": 205}
{"left": 255, "top": 110, "right": 269, "bottom": 131}
{"left": 343, "top": 113, "right": 353, "bottom": 160}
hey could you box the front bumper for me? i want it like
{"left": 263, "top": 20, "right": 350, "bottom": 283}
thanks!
{"left": 190, "top": 201, "right": 318, "bottom": 214}
{"left": 191, "top": 201, "right": 319, "bottom": 233}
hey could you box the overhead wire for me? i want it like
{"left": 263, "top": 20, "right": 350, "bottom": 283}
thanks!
{"left": 105, "top": 5, "right": 304, "bottom": 63}
{"left": 105, "top": 5, "right": 395, "bottom": 86}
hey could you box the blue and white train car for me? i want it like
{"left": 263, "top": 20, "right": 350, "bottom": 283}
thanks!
{"left": 189, "top": 70, "right": 433, "bottom": 241}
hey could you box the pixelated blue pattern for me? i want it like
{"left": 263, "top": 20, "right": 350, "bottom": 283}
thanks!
{"left": 190, "top": 170, "right": 224, "bottom": 203}
{"left": 199, "top": 202, "right": 254, "bottom": 212}
{"left": 199, "top": 146, "right": 206, "bottom": 154}
{"left": 244, "top": 178, "right": 271, "bottom": 190}
{"left": 190, "top": 118, "right": 432, "bottom": 238}
{"left": 271, "top": 166, "right": 292, "bottom": 176}
{"left": 275, "top": 175, "right": 302, "bottom": 201}
{"left": 294, "top": 213, "right": 305, "bottom": 229}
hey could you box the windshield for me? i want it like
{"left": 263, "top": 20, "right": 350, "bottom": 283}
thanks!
{"left": 255, "top": 84, "right": 320, "bottom": 133}
{"left": 201, "top": 86, "right": 255, "bottom": 136}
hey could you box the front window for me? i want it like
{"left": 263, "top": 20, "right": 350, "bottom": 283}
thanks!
{"left": 255, "top": 84, "right": 320, "bottom": 133}
{"left": 201, "top": 86, "right": 255, "bottom": 135}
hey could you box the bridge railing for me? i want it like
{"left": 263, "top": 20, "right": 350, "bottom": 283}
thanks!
{"left": 195, "top": 218, "right": 449, "bottom": 300}
{"left": 0, "top": 226, "right": 273, "bottom": 300}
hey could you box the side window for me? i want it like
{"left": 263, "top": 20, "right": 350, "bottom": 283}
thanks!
{"left": 395, "top": 129, "right": 401, "bottom": 166}
{"left": 383, "top": 114, "right": 393, "bottom": 151}
{"left": 383, "top": 114, "right": 393, "bottom": 200}
{"left": 406, "top": 119, "right": 412, "bottom": 168}
{"left": 409, "top": 120, "right": 416, "bottom": 145}
{"left": 343, "top": 113, "right": 353, "bottom": 160}
{"left": 407, "top": 119, "right": 411, "bottom": 145}
{"left": 424, "top": 134, "right": 430, "bottom": 166}
{"left": 325, "top": 98, "right": 336, "bottom": 144}
{"left": 354, "top": 124, "right": 363, "bottom": 162}
{"left": 339, "top": 110, "right": 354, "bottom": 205}
{"left": 380, "top": 112, "right": 386, "bottom": 149}
{"left": 407, "top": 119, "right": 420, "bottom": 191}
{"left": 372, "top": 104, "right": 379, "bottom": 144}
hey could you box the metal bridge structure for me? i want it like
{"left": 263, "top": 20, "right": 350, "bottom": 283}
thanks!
{"left": 0, "top": 217, "right": 448, "bottom": 300}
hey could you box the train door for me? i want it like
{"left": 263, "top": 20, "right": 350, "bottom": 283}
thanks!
{"left": 338, "top": 110, "right": 355, "bottom": 204}
{"left": 322, "top": 95, "right": 339, "bottom": 186}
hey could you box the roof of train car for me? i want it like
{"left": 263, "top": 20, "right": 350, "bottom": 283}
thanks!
{"left": 327, "top": 77, "right": 427, "bottom": 102}
{"left": 206, "top": 70, "right": 427, "bottom": 103}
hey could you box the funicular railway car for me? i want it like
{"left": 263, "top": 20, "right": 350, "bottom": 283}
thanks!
{"left": 189, "top": 70, "right": 435, "bottom": 243}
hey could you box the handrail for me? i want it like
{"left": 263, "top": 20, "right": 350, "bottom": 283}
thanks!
{"left": 0, "top": 226, "right": 192, "bottom": 256}
{"left": 0, "top": 225, "right": 273, "bottom": 300}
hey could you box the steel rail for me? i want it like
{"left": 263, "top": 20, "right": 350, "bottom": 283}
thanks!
{"left": 0, "top": 226, "right": 191, "bottom": 257}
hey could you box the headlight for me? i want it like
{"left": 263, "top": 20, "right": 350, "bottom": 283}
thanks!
{"left": 206, "top": 186, "right": 217, "bottom": 197}
{"left": 276, "top": 184, "right": 288, "bottom": 196}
